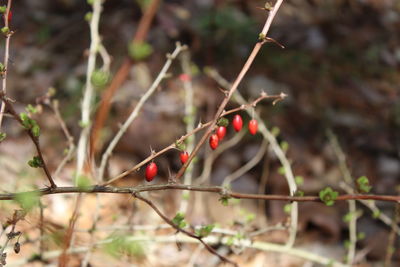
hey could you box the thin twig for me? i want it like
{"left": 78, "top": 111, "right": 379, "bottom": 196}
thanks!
{"left": 98, "top": 43, "right": 187, "bottom": 181}
{"left": 76, "top": 0, "right": 103, "bottom": 179}
{"left": 134, "top": 193, "right": 239, "bottom": 267}
{"left": 0, "top": 0, "right": 13, "bottom": 130}
{"left": 195, "top": 130, "right": 246, "bottom": 185}
{"left": 327, "top": 130, "right": 357, "bottom": 265}
{"left": 102, "top": 92, "right": 284, "bottom": 185}
{"left": 49, "top": 100, "right": 75, "bottom": 179}
{"left": 0, "top": 94, "right": 57, "bottom": 188}
{"left": 222, "top": 139, "right": 268, "bottom": 186}
{"left": 178, "top": 51, "right": 196, "bottom": 213}
{"left": 0, "top": 184, "right": 399, "bottom": 202}
{"left": 384, "top": 203, "right": 399, "bottom": 267}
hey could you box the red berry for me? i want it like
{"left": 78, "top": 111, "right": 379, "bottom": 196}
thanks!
{"left": 179, "top": 73, "right": 191, "bottom": 82}
{"left": 209, "top": 134, "right": 219, "bottom": 150}
{"left": 180, "top": 151, "right": 189, "bottom": 164}
{"left": 248, "top": 119, "right": 258, "bottom": 135}
{"left": 145, "top": 162, "right": 158, "bottom": 182}
{"left": 232, "top": 114, "right": 243, "bottom": 132}
{"left": 216, "top": 126, "right": 226, "bottom": 140}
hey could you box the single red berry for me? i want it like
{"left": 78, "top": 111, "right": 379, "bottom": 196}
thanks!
{"left": 232, "top": 114, "right": 243, "bottom": 132}
{"left": 179, "top": 73, "right": 191, "bottom": 82}
{"left": 216, "top": 126, "right": 227, "bottom": 140}
{"left": 209, "top": 134, "right": 219, "bottom": 150}
{"left": 145, "top": 162, "right": 158, "bottom": 182}
{"left": 248, "top": 119, "right": 258, "bottom": 135}
{"left": 180, "top": 151, "right": 189, "bottom": 164}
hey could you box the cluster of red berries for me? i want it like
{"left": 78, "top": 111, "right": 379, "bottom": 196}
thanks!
{"left": 145, "top": 114, "right": 259, "bottom": 182}
{"left": 209, "top": 114, "right": 258, "bottom": 150}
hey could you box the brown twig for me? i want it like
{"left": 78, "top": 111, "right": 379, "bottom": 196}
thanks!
{"left": 89, "top": 0, "right": 162, "bottom": 158}
{"left": 175, "top": 0, "right": 284, "bottom": 180}
{"left": 58, "top": 194, "right": 82, "bottom": 267}
{"left": 0, "top": 94, "right": 57, "bottom": 188}
{"left": 102, "top": 92, "right": 285, "bottom": 186}
{"left": 134, "top": 193, "right": 238, "bottom": 267}
{"left": 0, "top": 184, "right": 399, "bottom": 203}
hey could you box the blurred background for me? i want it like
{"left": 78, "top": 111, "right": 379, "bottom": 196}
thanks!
{"left": 0, "top": 0, "right": 399, "bottom": 266}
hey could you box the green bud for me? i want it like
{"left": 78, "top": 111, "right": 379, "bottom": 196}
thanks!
{"left": 0, "top": 132, "right": 6, "bottom": 142}
{"left": 1, "top": 26, "right": 10, "bottom": 35}
{"left": 217, "top": 117, "right": 229, "bottom": 127}
{"left": 91, "top": 70, "right": 110, "bottom": 88}
{"left": 319, "top": 187, "right": 339, "bottom": 206}
{"left": 84, "top": 12, "right": 93, "bottom": 22}
{"left": 128, "top": 42, "right": 153, "bottom": 61}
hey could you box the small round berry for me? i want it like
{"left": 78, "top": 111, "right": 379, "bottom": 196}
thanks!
{"left": 209, "top": 134, "right": 219, "bottom": 150}
{"left": 180, "top": 151, "right": 189, "bottom": 164}
{"left": 216, "top": 126, "right": 227, "bottom": 140}
{"left": 179, "top": 73, "right": 191, "bottom": 82}
{"left": 145, "top": 162, "right": 158, "bottom": 182}
{"left": 232, "top": 114, "right": 243, "bottom": 132}
{"left": 248, "top": 119, "right": 258, "bottom": 135}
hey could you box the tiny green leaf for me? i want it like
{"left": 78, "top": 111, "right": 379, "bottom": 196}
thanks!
{"left": 0, "top": 62, "right": 5, "bottom": 72}
{"left": 84, "top": 12, "right": 93, "bottom": 22}
{"left": 195, "top": 224, "right": 215, "bottom": 237}
{"left": 15, "top": 191, "right": 40, "bottom": 212}
{"left": 0, "top": 6, "right": 7, "bottom": 13}
{"left": 356, "top": 176, "right": 372, "bottom": 193}
{"left": 128, "top": 42, "right": 153, "bottom": 61}
{"left": 280, "top": 141, "right": 289, "bottom": 152}
{"left": 172, "top": 212, "right": 187, "bottom": 228}
{"left": 0, "top": 132, "right": 6, "bottom": 142}
{"left": 217, "top": 117, "right": 229, "bottom": 127}
{"left": 26, "top": 104, "right": 38, "bottom": 114}
{"left": 31, "top": 124, "right": 40, "bottom": 137}
{"left": 283, "top": 203, "right": 292, "bottom": 214}
{"left": 357, "top": 232, "right": 366, "bottom": 240}
{"left": 1, "top": 26, "right": 9, "bottom": 35}
{"left": 372, "top": 209, "right": 381, "bottom": 219}
{"left": 219, "top": 196, "right": 230, "bottom": 206}
{"left": 295, "top": 176, "right": 304, "bottom": 186}
{"left": 28, "top": 156, "right": 43, "bottom": 168}
{"left": 175, "top": 141, "right": 186, "bottom": 151}
{"left": 319, "top": 187, "right": 339, "bottom": 206}
{"left": 75, "top": 175, "right": 91, "bottom": 188}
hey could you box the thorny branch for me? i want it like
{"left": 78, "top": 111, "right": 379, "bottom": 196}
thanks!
{"left": 175, "top": 0, "right": 285, "bottom": 180}
{"left": 0, "top": 0, "right": 13, "bottom": 130}
{"left": 102, "top": 92, "right": 286, "bottom": 185}
{"left": 0, "top": 93, "right": 57, "bottom": 188}
{"left": 134, "top": 193, "right": 239, "bottom": 267}
{"left": 0, "top": 184, "right": 399, "bottom": 202}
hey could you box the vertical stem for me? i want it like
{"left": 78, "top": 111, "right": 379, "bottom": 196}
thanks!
{"left": 76, "top": 0, "right": 103, "bottom": 179}
{"left": 0, "top": 0, "right": 13, "bottom": 129}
